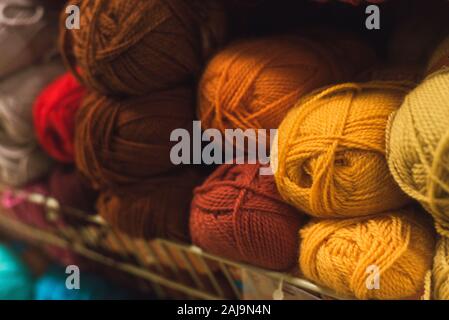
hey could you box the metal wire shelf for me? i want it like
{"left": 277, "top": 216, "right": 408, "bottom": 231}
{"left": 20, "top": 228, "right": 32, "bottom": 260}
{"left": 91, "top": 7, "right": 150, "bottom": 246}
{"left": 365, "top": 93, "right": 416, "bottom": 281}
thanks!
{"left": 0, "top": 188, "right": 345, "bottom": 300}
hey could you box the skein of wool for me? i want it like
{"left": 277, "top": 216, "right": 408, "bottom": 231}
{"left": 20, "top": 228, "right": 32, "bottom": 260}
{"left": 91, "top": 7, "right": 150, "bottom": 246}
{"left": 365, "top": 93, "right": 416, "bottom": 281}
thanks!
{"left": 427, "top": 36, "right": 449, "bottom": 75}
{"left": 433, "top": 237, "right": 449, "bottom": 300}
{"left": 60, "top": 0, "right": 227, "bottom": 96}
{"left": 75, "top": 87, "right": 194, "bottom": 191}
{"left": 33, "top": 72, "right": 85, "bottom": 163}
{"left": 299, "top": 207, "right": 435, "bottom": 300}
{"left": 190, "top": 163, "right": 304, "bottom": 270}
{"left": 0, "top": 60, "right": 64, "bottom": 187}
{"left": 35, "top": 267, "right": 132, "bottom": 300}
{"left": 198, "top": 33, "right": 375, "bottom": 145}
{"left": 387, "top": 70, "right": 449, "bottom": 237}
{"left": 0, "top": 244, "right": 34, "bottom": 300}
{"left": 97, "top": 169, "right": 202, "bottom": 241}
{"left": 273, "top": 82, "right": 412, "bottom": 218}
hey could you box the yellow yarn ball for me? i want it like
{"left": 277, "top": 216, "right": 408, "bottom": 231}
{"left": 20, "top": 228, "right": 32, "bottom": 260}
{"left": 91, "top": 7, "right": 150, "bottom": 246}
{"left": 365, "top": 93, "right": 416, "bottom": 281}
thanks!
{"left": 387, "top": 70, "right": 449, "bottom": 237}
{"left": 272, "top": 82, "right": 412, "bottom": 218}
{"left": 299, "top": 207, "right": 435, "bottom": 300}
{"left": 433, "top": 237, "right": 449, "bottom": 300}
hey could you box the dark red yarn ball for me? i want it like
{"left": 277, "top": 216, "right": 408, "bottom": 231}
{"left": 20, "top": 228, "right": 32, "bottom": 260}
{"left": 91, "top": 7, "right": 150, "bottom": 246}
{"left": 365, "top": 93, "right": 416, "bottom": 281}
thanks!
{"left": 190, "top": 163, "right": 305, "bottom": 271}
{"left": 33, "top": 72, "right": 85, "bottom": 163}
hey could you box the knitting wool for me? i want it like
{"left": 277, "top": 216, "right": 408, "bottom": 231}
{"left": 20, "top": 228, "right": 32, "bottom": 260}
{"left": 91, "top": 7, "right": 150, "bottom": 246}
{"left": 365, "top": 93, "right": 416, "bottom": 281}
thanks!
{"left": 433, "top": 237, "right": 449, "bottom": 300}
{"left": 427, "top": 36, "right": 449, "bottom": 75}
{"left": 75, "top": 87, "right": 194, "bottom": 191}
{"left": 33, "top": 72, "right": 85, "bottom": 163}
{"left": 60, "top": 0, "right": 227, "bottom": 95}
{"left": 273, "top": 82, "right": 412, "bottom": 218}
{"left": 97, "top": 169, "right": 202, "bottom": 241}
{"left": 198, "top": 34, "right": 375, "bottom": 144}
{"left": 190, "top": 163, "right": 304, "bottom": 270}
{"left": 387, "top": 70, "right": 449, "bottom": 237}
{"left": 0, "top": 244, "right": 34, "bottom": 300}
{"left": 0, "top": 60, "right": 64, "bottom": 187}
{"left": 299, "top": 207, "right": 435, "bottom": 300}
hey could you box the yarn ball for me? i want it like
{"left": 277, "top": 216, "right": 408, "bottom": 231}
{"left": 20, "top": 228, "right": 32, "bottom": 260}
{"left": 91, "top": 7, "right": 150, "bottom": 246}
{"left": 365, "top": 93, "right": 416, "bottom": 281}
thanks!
{"left": 35, "top": 267, "right": 131, "bottom": 300}
{"left": 427, "top": 36, "right": 449, "bottom": 75}
{"left": 198, "top": 34, "right": 375, "bottom": 144}
{"left": 433, "top": 237, "right": 449, "bottom": 300}
{"left": 0, "top": 60, "right": 64, "bottom": 187}
{"left": 33, "top": 72, "right": 85, "bottom": 163}
{"left": 299, "top": 207, "right": 435, "bottom": 300}
{"left": 273, "top": 82, "right": 412, "bottom": 218}
{"left": 0, "top": 244, "right": 34, "bottom": 300}
{"left": 75, "top": 87, "right": 194, "bottom": 191}
{"left": 190, "top": 163, "right": 304, "bottom": 270}
{"left": 97, "top": 169, "right": 202, "bottom": 241}
{"left": 387, "top": 70, "right": 449, "bottom": 237}
{"left": 60, "top": 0, "right": 227, "bottom": 95}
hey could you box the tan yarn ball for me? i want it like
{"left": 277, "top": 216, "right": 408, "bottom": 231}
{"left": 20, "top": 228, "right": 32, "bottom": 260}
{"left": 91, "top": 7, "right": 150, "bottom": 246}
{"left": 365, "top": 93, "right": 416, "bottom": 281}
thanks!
{"left": 387, "top": 70, "right": 449, "bottom": 237}
{"left": 433, "top": 237, "right": 449, "bottom": 300}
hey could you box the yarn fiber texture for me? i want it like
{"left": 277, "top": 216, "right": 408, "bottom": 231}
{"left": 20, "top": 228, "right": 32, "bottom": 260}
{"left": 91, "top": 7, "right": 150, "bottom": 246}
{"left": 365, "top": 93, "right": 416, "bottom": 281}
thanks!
{"left": 0, "top": 244, "right": 34, "bottom": 300}
{"left": 273, "top": 82, "right": 412, "bottom": 218}
{"left": 299, "top": 207, "right": 435, "bottom": 300}
{"left": 97, "top": 169, "right": 202, "bottom": 241}
{"left": 433, "top": 237, "right": 449, "bottom": 300}
{"left": 190, "top": 163, "right": 304, "bottom": 270}
{"left": 60, "top": 0, "right": 227, "bottom": 95}
{"left": 387, "top": 70, "right": 449, "bottom": 237}
{"left": 0, "top": 60, "right": 64, "bottom": 187}
{"left": 198, "top": 34, "right": 375, "bottom": 141}
{"left": 33, "top": 72, "right": 85, "bottom": 163}
{"left": 75, "top": 87, "right": 194, "bottom": 191}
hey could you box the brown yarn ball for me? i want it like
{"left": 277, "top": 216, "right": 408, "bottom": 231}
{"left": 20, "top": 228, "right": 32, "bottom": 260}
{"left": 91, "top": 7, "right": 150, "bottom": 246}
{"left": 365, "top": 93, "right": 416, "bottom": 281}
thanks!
{"left": 97, "top": 169, "right": 202, "bottom": 241}
{"left": 75, "top": 87, "right": 194, "bottom": 191}
{"left": 60, "top": 0, "right": 227, "bottom": 95}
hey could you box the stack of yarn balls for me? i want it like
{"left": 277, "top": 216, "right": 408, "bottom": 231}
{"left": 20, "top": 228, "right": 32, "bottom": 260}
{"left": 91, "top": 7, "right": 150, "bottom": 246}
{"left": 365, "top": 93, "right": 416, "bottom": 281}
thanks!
{"left": 1, "top": 0, "right": 448, "bottom": 301}
{"left": 387, "top": 35, "right": 449, "bottom": 300}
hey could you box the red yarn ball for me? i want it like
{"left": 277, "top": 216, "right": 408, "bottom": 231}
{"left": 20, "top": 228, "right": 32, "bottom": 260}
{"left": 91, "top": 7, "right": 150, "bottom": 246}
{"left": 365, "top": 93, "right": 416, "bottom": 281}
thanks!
{"left": 33, "top": 72, "right": 85, "bottom": 163}
{"left": 190, "top": 163, "right": 304, "bottom": 271}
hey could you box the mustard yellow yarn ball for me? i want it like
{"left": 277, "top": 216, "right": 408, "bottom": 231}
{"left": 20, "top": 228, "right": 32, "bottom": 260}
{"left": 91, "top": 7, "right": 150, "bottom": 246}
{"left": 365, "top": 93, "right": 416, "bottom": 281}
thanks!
{"left": 387, "top": 70, "right": 449, "bottom": 236}
{"left": 299, "top": 207, "right": 435, "bottom": 300}
{"left": 272, "top": 82, "right": 412, "bottom": 218}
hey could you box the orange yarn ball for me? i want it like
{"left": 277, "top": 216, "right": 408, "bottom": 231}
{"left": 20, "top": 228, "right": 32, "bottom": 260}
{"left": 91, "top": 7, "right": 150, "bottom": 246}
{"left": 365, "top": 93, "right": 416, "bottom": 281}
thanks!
{"left": 198, "top": 33, "right": 375, "bottom": 140}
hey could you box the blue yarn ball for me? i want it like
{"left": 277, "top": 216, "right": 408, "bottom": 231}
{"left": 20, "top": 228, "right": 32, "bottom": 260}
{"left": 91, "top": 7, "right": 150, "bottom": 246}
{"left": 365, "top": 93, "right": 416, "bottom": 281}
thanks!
{"left": 0, "top": 244, "right": 34, "bottom": 300}
{"left": 35, "top": 267, "right": 131, "bottom": 300}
